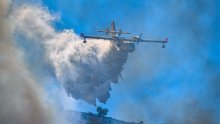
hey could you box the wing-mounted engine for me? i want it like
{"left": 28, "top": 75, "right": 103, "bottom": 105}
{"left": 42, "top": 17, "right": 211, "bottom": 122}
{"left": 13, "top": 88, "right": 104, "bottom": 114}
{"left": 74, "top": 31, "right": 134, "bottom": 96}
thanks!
{"left": 118, "top": 29, "right": 122, "bottom": 36}
{"left": 97, "top": 28, "right": 109, "bottom": 35}
{"left": 106, "top": 28, "right": 109, "bottom": 35}
{"left": 117, "top": 29, "right": 130, "bottom": 36}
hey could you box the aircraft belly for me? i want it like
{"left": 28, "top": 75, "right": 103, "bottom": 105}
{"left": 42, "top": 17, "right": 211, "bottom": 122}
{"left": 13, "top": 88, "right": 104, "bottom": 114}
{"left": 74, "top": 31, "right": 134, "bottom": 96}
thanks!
{"left": 118, "top": 43, "right": 135, "bottom": 52}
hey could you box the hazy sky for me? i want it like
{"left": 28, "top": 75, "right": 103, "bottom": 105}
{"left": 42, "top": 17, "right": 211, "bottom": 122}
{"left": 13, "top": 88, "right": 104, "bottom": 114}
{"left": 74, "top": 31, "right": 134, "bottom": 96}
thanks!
{"left": 13, "top": 0, "right": 220, "bottom": 123}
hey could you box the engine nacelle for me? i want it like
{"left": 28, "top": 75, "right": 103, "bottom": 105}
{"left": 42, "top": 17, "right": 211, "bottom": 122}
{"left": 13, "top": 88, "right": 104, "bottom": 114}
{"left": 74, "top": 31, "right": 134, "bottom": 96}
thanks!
{"left": 105, "top": 28, "right": 109, "bottom": 35}
{"left": 118, "top": 29, "right": 122, "bottom": 36}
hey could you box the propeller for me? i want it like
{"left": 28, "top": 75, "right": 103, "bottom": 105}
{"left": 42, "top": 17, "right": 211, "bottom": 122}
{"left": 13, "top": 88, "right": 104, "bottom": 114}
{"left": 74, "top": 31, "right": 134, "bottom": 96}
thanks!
{"left": 137, "top": 33, "right": 142, "bottom": 45}
{"left": 106, "top": 28, "right": 109, "bottom": 35}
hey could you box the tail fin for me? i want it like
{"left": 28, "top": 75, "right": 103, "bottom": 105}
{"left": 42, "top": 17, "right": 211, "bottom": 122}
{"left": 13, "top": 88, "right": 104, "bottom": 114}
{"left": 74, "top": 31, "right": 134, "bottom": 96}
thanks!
{"left": 111, "top": 21, "right": 116, "bottom": 32}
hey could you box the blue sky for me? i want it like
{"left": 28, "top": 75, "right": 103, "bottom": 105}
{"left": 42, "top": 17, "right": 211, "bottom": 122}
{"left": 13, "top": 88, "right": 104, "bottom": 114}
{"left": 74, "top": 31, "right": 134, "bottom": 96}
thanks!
{"left": 41, "top": 0, "right": 220, "bottom": 123}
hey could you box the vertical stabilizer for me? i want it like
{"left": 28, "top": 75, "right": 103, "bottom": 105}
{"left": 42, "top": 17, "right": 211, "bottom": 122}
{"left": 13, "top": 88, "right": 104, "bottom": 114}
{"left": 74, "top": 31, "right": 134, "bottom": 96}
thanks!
{"left": 111, "top": 21, "right": 116, "bottom": 32}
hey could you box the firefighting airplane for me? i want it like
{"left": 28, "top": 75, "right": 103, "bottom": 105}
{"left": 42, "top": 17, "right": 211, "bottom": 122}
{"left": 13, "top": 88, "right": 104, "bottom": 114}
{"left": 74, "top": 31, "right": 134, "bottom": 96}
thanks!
{"left": 80, "top": 21, "right": 168, "bottom": 48}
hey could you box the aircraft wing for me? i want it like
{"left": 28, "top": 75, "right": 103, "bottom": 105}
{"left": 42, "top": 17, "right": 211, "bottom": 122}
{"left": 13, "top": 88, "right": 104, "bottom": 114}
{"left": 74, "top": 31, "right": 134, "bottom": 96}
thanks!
{"left": 80, "top": 33, "right": 114, "bottom": 40}
{"left": 122, "top": 37, "right": 168, "bottom": 48}
{"left": 123, "top": 38, "right": 168, "bottom": 43}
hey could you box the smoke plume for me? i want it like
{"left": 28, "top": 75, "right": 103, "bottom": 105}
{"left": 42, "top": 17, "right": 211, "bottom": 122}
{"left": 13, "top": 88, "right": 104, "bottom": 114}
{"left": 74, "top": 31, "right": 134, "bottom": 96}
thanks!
{"left": 106, "top": 0, "right": 220, "bottom": 123}
{"left": 7, "top": 0, "right": 219, "bottom": 123}
{"left": 0, "top": 0, "right": 54, "bottom": 124}
{"left": 13, "top": 4, "right": 134, "bottom": 106}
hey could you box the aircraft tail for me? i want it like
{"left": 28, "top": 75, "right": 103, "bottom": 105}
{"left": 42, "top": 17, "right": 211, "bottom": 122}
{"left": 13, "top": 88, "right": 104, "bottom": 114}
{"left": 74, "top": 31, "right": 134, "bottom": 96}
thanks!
{"left": 97, "top": 21, "right": 130, "bottom": 36}
{"left": 111, "top": 21, "right": 116, "bottom": 32}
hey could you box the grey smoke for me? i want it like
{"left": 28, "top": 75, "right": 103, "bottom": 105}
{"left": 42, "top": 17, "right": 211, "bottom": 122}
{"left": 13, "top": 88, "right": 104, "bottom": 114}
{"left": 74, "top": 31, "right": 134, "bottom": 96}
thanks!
{"left": 10, "top": 1, "right": 220, "bottom": 124}
{"left": 107, "top": 0, "right": 219, "bottom": 123}
{"left": 50, "top": 31, "right": 134, "bottom": 106}
{"left": 13, "top": 4, "right": 134, "bottom": 106}
{"left": 0, "top": 0, "right": 54, "bottom": 124}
